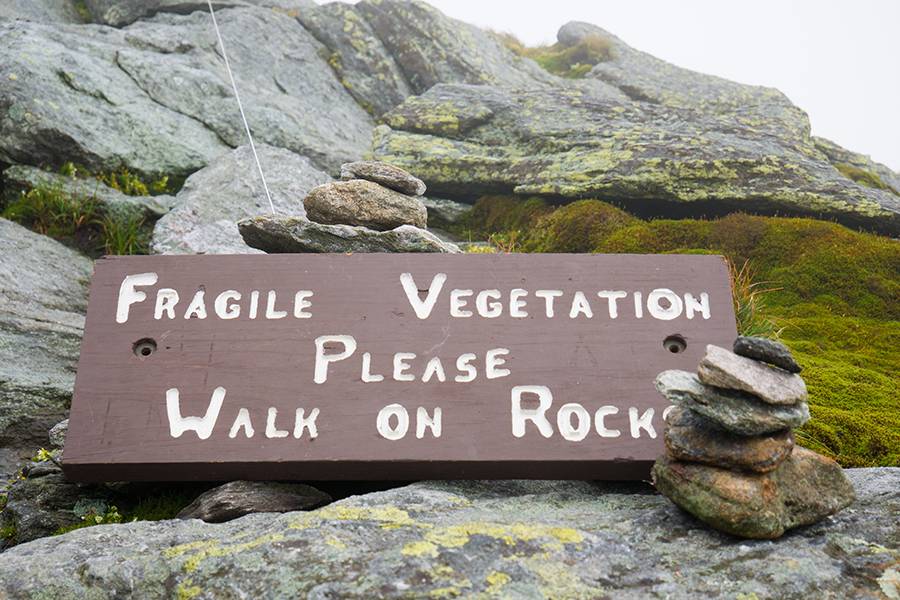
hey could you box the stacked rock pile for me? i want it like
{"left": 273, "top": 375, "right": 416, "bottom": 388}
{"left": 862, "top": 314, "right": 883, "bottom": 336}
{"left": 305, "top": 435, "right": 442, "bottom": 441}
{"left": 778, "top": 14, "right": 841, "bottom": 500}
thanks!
{"left": 304, "top": 161, "right": 428, "bottom": 231}
{"left": 652, "top": 336, "right": 855, "bottom": 539}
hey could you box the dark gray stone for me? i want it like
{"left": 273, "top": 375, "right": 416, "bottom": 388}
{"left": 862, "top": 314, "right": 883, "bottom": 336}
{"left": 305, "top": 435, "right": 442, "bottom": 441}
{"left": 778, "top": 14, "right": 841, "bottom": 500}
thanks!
{"left": 238, "top": 215, "right": 460, "bottom": 254}
{"left": 0, "top": 470, "right": 896, "bottom": 597}
{"left": 733, "top": 335, "right": 802, "bottom": 373}
{"left": 151, "top": 144, "right": 331, "bottom": 255}
{"left": 0, "top": 471, "right": 113, "bottom": 547}
{"left": 340, "top": 161, "right": 426, "bottom": 196}
{"left": 177, "top": 481, "right": 331, "bottom": 523}
{"left": 304, "top": 180, "right": 427, "bottom": 230}
{"left": 655, "top": 370, "right": 810, "bottom": 435}
{"left": 0, "top": 0, "right": 85, "bottom": 23}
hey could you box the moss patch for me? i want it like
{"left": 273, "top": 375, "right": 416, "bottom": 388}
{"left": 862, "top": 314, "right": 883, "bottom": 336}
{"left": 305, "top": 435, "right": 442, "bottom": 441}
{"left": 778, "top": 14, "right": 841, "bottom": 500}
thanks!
{"left": 835, "top": 162, "right": 893, "bottom": 193}
{"left": 497, "top": 32, "right": 613, "bottom": 78}
{"left": 465, "top": 196, "right": 900, "bottom": 467}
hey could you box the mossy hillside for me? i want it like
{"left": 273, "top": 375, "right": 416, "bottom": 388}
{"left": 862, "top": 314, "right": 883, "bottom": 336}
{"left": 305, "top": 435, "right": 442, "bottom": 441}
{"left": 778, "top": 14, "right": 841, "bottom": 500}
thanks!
{"left": 463, "top": 196, "right": 900, "bottom": 467}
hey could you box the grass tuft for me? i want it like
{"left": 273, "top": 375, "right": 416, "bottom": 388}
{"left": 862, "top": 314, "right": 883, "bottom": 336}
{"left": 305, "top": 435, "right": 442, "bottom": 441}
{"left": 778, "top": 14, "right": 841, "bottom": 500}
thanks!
{"left": 2, "top": 165, "right": 155, "bottom": 256}
{"left": 496, "top": 32, "right": 613, "bottom": 78}
{"left": 726, "top": 258, "right": 782, "bottom": 339}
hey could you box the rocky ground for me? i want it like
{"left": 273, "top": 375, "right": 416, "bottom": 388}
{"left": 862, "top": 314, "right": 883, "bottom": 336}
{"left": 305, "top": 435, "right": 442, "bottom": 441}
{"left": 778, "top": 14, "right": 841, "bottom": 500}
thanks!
{"left": 1, "top": 471, "right": 898, "bottom": 598}
{"left": 1, "top": 0, "right": 898, "bottom": 597}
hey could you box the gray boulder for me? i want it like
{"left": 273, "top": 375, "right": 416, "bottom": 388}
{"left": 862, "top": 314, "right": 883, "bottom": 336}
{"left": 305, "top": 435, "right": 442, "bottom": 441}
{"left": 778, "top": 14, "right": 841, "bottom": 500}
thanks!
{"left": 813, "top": 135, "right": 900, "bottom": 195}
{"left": 0, "top": 18, "right": 228, "bottom": 178}
{"left": 420, "top": 196, "right": 471, "bottom": 230}
{"left": 0, "top": 470, "right": 897, "bottom": 597}
{"left": 177, "top": 481, "right": 331, "bottom": 523}
{"left": 151, "top": 144, "right": 331, "bottom": 254}
{"left": 3, "top": 164, "right": 176, "bottom": 221}
{"left": 239, "top": 215, "right": 460, "bottom": 253}
{"left": 118, "top": 7, "right": 372, "bottom": 173}
{"left": 83, "top": 0, "right": 315, "bottom": 27}
{"left": 354, "top": 0, "right": 555, "bottom": 94}
{"left": 0, "top": 6, "right": 371, "bottom": 178}
{"left": 372, "top": 79, "right": 900, "bottom": 233}
{"left": 0, "top": 0, "right": 85, "bottom": 23}
{"left": 0, "top": 219, "right": 91, "bottom": 482}
{"left": 304, "top": 180, "right": 427, "bottom": 230}
{"left": 296, "top": 2, "right": 412, "bottom": 116}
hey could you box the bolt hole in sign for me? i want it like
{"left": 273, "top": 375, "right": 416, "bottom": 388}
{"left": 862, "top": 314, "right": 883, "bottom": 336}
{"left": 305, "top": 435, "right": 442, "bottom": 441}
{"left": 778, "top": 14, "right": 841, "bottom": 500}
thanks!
{"left": 63, "top": 254, "right": 736, "bottom": 481}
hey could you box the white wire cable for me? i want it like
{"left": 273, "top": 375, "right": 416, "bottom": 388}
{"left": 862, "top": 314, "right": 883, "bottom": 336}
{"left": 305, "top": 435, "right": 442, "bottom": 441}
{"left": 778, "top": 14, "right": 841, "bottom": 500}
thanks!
{"left": 206, "top": 0, "right": 275, "bottom": 215}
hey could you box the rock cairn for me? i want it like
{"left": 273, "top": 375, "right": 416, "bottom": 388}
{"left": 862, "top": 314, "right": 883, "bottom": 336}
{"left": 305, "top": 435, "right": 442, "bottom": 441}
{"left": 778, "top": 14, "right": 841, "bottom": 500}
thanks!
{"left": 304, "top": 161, "right": 428, "bottom": 231}
{"left": 238, "top": 160, "right": 458, "bottom": 253}
{"left": 652, "top": 336, "right": 855, "bottom": 539}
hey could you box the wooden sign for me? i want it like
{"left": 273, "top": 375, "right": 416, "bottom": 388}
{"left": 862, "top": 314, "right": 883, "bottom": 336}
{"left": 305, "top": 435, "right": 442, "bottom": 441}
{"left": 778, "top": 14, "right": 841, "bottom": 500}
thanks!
{"left": 63, "top": 254, "right": 736, "bottom": 481}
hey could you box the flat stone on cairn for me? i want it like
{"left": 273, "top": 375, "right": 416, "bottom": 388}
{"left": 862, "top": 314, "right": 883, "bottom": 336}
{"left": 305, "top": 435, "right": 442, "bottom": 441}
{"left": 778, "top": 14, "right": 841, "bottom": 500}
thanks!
{"left": 655, "top": 369, "right": 809, "bottom": 435}
{"left": 652, "top": 339, "right": 855, "bottom": 539}
{"left": 733, "top": 335, "right": 802, "bottom": 373}
{"left": 699, "top": 343, "right": 807, "bottom": 405}
{"left": 303, "top": 161, "right": 428, "bottom": 232}
{"left": 665, "top": 406, "right": 794, "bottom": 473}
{"left": 340, "top": 160, "right": 427, "bottom": 196}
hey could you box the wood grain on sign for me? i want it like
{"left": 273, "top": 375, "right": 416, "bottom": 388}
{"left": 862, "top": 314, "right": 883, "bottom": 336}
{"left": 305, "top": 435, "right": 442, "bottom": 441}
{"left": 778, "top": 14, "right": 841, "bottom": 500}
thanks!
{"left": 63, "top": 254, "right": 736, "bottom": 481}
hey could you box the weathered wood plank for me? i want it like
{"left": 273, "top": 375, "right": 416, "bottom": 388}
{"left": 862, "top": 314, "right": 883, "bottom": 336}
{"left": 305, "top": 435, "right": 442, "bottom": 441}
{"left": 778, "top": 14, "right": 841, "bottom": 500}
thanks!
{"left": 63, "top": 253, "right": 736, "bottom": 481}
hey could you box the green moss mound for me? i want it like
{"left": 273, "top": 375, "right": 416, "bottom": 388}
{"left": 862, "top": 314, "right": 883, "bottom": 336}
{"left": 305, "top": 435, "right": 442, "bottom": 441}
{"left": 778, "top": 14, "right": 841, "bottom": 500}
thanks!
{"left": 465, "top": 195, "right": 900, "bottom": 467}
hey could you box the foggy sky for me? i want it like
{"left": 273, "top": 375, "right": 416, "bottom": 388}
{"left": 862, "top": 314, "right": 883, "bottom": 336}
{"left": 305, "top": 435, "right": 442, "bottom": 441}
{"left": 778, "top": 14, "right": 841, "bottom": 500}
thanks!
{"left": 424, "top": 0, "right": 899, "bottom": 171}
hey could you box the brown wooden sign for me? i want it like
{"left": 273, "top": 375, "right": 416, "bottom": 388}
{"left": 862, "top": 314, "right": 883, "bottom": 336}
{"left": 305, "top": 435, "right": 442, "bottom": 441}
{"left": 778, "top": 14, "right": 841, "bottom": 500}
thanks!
{"left": 63, "top": 254, "right": 736, "bottom": 481}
